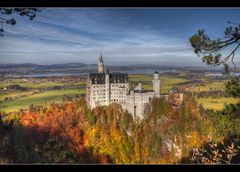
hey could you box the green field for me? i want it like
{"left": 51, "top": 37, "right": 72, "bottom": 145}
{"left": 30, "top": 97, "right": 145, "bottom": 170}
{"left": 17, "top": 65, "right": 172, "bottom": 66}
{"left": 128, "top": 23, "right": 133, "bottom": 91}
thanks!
{"left": 0, "top": 91, "right": 33, "bottom": 101}
{"left": 189, "top": 81, "right": 227, "bottom": 93}
{"left": 1, "top": 88, "right": 85, "bottom": 113}
{"left": 186, "top": 79, "right": 239, "bottom": 110}
{"left": 0, "top": 78, "right": 86, "bottom": 113}
{"left": 129, "top": 74, "right": 187, "bottom": 94}
{"left": 197, "top": 97, "right": 239, "bottom": 111}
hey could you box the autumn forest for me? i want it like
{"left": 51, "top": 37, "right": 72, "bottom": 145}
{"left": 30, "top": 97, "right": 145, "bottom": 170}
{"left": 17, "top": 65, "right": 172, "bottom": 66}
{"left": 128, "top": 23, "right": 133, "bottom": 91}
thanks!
{"left": 1, "top": 8, "right": 240, "bottom": 165}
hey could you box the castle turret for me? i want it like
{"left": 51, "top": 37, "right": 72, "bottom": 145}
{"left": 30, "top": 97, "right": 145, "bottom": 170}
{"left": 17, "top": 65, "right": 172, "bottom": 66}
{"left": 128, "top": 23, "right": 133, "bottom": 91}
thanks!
{"left": 98, "top": 53, "right": 104, "bottom": 73}
{"left": 105, "top": 67, "right": 110, "bottom": 105}
{"left": 134, "top": 81, "right": 142, "bottom": 91}
{"left": 138, "top": 82, "right": 142, "bottom": 90}
{"left": 152, "top": 70, "right": 160, "bottom": 97}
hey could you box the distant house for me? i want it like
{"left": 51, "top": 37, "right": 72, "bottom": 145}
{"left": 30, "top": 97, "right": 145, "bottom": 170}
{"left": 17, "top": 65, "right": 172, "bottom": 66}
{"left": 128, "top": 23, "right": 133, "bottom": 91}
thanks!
{"left": 168, "top": 89, "right": 184, "bottom": 108}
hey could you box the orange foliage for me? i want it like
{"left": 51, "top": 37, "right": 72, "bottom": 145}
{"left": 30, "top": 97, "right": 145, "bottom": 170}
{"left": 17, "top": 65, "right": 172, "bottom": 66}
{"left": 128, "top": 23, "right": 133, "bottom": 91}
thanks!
{"left": 13, "top": 99, "right": 110, "bottom": 163}
{"left": 98, "top": 154, "right": 110, "bottom": 164}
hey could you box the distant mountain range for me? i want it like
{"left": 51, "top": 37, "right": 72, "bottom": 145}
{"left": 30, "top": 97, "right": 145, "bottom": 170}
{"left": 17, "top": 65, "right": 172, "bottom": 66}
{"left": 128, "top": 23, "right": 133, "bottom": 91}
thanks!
{"left": 1, "top": 63, "right": 239, "bottom": 76}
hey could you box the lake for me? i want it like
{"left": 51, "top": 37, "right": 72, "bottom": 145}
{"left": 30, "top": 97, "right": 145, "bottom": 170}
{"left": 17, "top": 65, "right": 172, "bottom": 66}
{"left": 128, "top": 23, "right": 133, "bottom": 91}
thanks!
{"left": 5, "top": 69, "right": 178, "bottom": 78}
{"left": 206, "top": 73, "right": 240, "bottom": 76}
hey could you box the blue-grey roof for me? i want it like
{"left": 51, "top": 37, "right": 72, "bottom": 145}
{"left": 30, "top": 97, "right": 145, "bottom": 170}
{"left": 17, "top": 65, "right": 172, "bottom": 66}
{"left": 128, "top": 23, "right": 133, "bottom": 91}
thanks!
{"left": 89, "top": 72, "right": 128, "bottom": 84}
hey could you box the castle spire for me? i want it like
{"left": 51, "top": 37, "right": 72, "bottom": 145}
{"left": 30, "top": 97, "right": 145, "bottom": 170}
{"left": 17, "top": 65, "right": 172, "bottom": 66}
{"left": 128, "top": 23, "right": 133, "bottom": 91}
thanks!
{"left": 98, "top": 52, "right": 104, "bottom": 73}
{"left": 99, "top": 51, "right": 103, "bottom": 63}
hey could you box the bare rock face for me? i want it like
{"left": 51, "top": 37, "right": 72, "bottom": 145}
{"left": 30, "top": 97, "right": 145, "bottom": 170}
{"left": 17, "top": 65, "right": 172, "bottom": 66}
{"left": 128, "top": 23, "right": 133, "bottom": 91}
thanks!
{"left": 0, "top": 115, "right": 15, "bottom": 164}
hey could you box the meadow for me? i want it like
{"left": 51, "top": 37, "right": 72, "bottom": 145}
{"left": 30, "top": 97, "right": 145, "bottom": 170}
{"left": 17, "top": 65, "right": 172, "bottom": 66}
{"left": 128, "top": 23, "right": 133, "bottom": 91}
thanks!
{"left": 187, "top": 79, "right": 239, "bottom": 110}
{"left": 196, "top": 97, "right": 239, "bottom": 111}
{"left": 1, "top": 88, "right": 85, "bottom": 113}
{"left": 189, "top": 81, "right": 227, "bottom": 92}
{"left": 0, "top": 78, "right": 86, "bottom": 113}
{"left": 0, "top": 91, "right": 33, "bottom": 101}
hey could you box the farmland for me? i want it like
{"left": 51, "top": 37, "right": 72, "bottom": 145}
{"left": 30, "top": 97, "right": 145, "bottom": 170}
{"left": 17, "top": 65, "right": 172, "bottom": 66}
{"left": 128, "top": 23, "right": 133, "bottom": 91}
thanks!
{"left": 186, "top": 77, "right": 239, "bottom": 110}
{"left": 196, "top": 97, "right": 239, "bottom": 111}
{"left": 1, "top": 88, "right": 85, "bottom": 113}
{"left": 0, "top": 77, "right": 86, "bottom": 113}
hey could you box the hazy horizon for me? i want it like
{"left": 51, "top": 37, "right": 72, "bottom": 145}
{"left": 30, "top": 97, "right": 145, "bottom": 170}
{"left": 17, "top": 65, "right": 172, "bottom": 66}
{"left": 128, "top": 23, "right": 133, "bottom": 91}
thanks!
{"left": 0, "top": 8, "right": 240, "bottom": 66}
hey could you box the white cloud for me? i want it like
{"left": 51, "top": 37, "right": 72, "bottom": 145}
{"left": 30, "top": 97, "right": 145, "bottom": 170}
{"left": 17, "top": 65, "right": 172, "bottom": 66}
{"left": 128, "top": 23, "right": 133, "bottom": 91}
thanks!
{"left": 0, "top": 8, "right": 201, "bottom": 66}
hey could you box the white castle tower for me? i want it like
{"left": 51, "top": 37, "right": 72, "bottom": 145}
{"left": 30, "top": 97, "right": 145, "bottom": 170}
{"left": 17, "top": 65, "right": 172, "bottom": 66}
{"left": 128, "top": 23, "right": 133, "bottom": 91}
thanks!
{"left": 98, "top": 53, "right": 104, "bottom": 73}
{"left": 152, "top": 70, "right": 160, "bottom": 97}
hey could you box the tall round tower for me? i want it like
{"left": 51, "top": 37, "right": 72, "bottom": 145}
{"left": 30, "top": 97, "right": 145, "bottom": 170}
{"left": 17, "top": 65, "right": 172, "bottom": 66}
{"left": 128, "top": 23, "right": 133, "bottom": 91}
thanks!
{"left": 98, "top": 53, "right": 104, "bottom": 73}
{"left": 152, "top": 70, "right": 160, "bottom": 97}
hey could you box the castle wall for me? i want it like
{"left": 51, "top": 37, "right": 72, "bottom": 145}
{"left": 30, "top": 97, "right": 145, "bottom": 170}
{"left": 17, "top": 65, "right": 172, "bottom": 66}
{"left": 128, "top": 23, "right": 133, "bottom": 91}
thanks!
{"left": 110, "top": 83, "right": 128, "bottom": 102}
{"left": 88, "top": 82, "right": 129, "bottom": 108}
{"left": 122, "top": 91, "right": 155, "bottom": 120}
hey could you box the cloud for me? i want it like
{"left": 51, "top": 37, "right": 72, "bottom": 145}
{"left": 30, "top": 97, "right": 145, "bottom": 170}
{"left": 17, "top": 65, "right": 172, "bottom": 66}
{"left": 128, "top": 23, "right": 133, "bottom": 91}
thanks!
{"left": 0, "top": 8, "right": 201, "bottom": 65}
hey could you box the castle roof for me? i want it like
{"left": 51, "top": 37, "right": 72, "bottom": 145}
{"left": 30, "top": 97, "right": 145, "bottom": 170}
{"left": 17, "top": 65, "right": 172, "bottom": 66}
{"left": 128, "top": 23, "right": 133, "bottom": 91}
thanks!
{"left": 89, "top": 72, "right": 128, "bottom": 84}
{"left": 154, "top": 70, "right": 159, "bottom": 74}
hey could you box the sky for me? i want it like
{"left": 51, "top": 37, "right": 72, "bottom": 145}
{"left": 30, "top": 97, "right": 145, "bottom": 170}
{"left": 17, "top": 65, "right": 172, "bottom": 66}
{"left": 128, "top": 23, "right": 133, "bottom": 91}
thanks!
{"left": 0, "top": 8, "right": 240, "bottom": 66}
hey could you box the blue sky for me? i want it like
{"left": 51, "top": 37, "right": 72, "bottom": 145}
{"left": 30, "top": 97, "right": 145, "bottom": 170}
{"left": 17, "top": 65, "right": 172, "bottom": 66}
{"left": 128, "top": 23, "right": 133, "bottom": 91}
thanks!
{"left": 0, "top": 8, "right": 240, "bottom": 66}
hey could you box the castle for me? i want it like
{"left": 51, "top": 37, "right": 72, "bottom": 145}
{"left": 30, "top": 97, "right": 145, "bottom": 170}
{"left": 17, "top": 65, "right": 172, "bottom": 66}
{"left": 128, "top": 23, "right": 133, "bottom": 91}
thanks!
{"left": 86, "top": 54, "right": 162, "bottom": 120}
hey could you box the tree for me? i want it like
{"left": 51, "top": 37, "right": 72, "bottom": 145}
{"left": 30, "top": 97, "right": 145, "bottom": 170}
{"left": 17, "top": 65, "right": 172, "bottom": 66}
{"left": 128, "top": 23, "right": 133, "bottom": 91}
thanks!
{"left": 0, "top": 8, "right": 40, "bottom": 36}
{"left": 0, "top": 115, "right": 15, "bottom": 163}
{"left": 190, "top": 22, "right": 240, "bottom": 98}
{"left": 186, "top": 135, "right": 240, "bottom": 164}
{"left": 225, "top": 76, "right": 240, "bottom": 98}
{"left": 189, "top": 22, "right": 240, "bottom": 74}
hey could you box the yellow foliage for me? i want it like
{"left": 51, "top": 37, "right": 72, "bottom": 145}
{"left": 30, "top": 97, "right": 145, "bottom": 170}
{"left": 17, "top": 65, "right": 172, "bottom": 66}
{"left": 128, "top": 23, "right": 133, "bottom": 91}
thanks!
{"left": 134, "top": 142, "right": 141, "bottom": 162}
{"left": 84, "top": 126, "right": 97, "bottom": 147}
{"left": 110, "top": 123, "right": 123, "bottom": 145}
{"left": 190, "top": 131, "right": 199, "bottom": 147}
